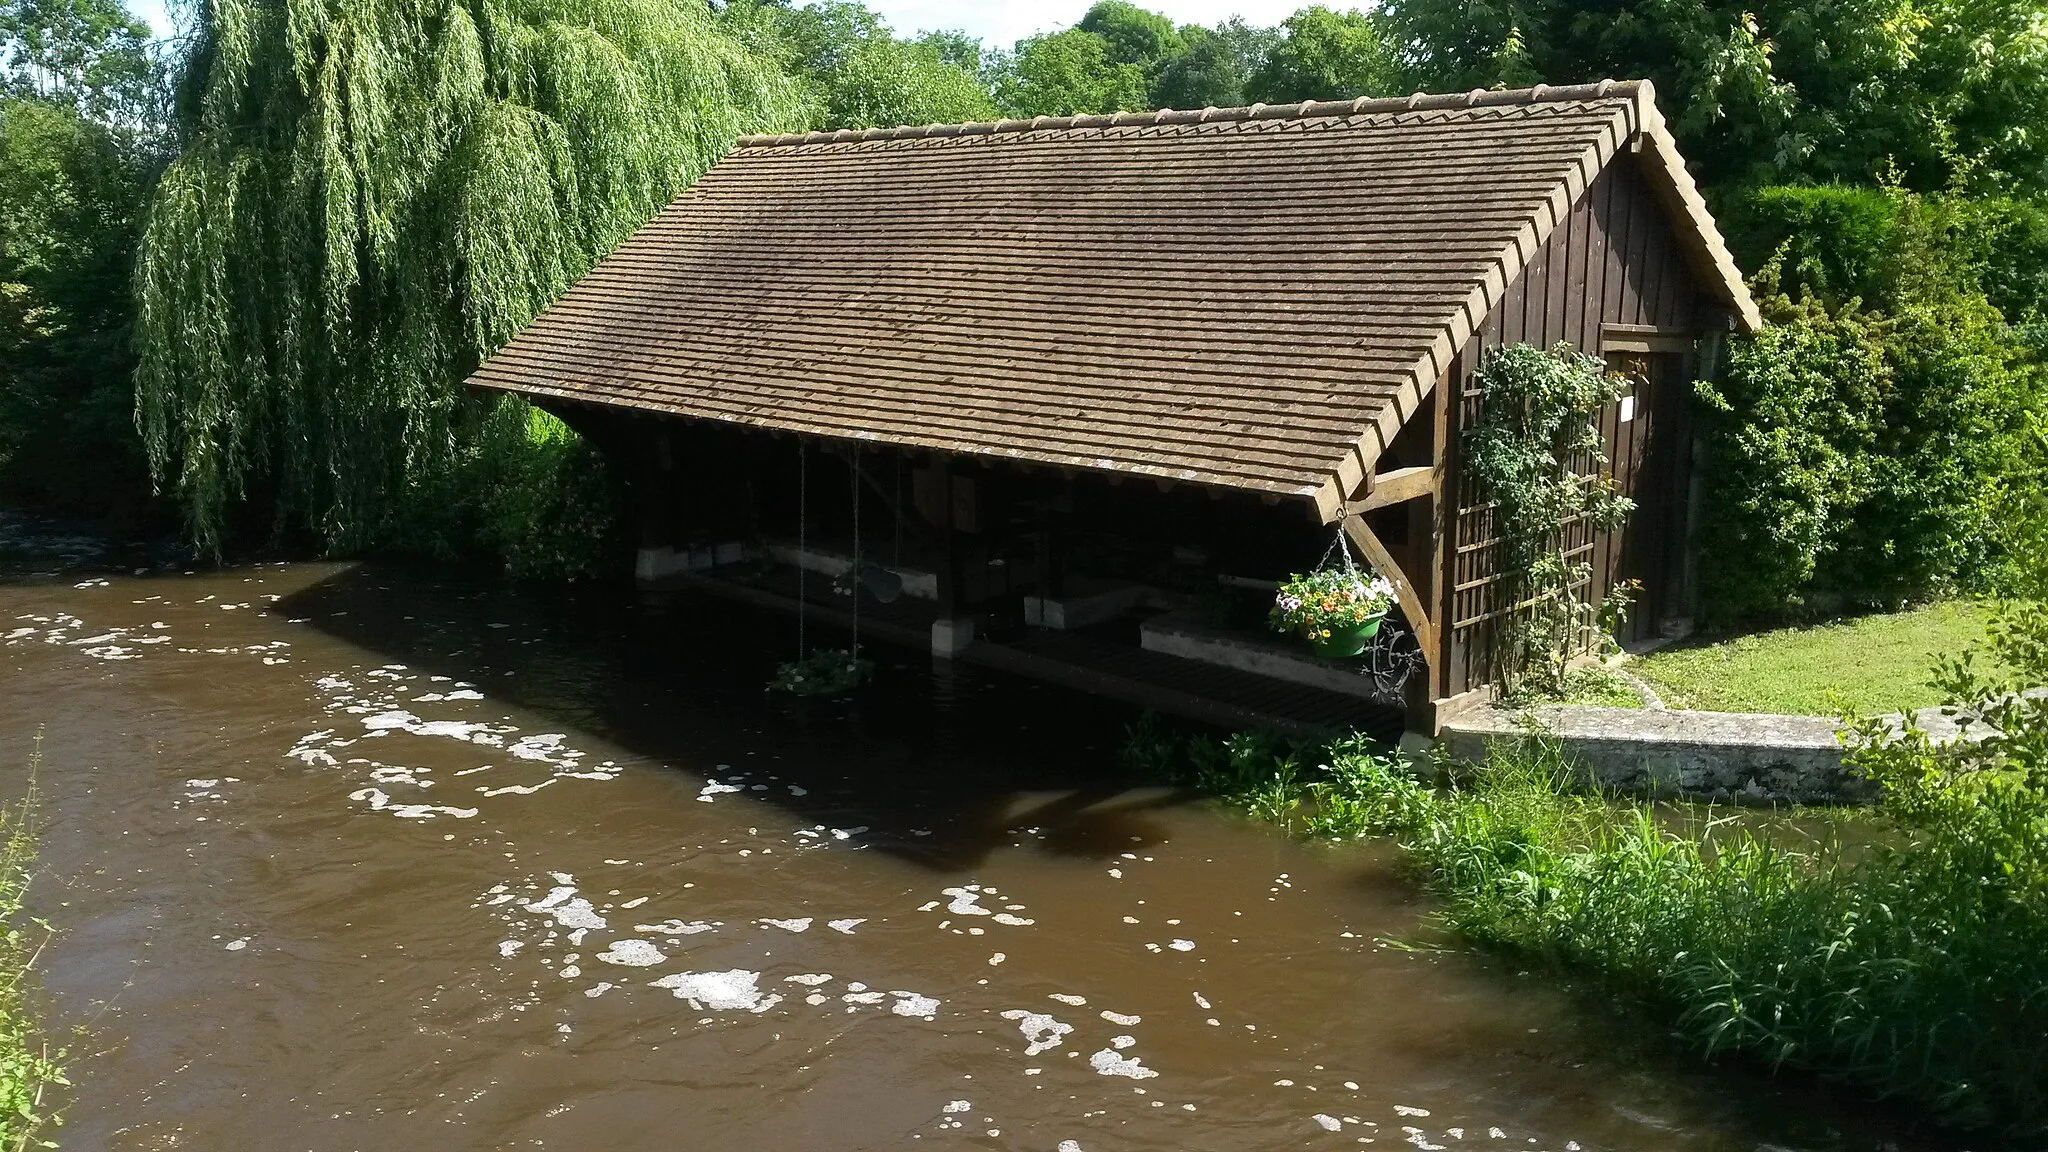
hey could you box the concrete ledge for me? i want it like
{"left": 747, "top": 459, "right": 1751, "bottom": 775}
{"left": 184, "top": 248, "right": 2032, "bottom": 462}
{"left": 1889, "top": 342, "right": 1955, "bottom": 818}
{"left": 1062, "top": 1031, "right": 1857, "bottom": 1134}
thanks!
{"left": 637, "top": 542, "right": 750, "bottom": 582}
{"left": 1442, "top": 689, "right": 2047, "bottom": 804}
{"left": 765, "top": 543, "right": 938, "bottom": 600}
{"left": 1442, "top": 705, "right": 1870, "bottom": 803}
{"left": 1139, "top": 611, "right": 1381, "bottom": 701}
{"left": 1023, "top": 578, "right": 1151, "bottom": 630}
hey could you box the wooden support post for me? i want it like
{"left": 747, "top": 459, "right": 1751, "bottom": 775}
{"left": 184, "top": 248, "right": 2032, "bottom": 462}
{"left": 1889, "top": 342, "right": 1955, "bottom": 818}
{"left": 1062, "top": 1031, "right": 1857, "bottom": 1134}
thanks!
{"left": 1340, "top": 516, "right": 1439, "bottom": 673}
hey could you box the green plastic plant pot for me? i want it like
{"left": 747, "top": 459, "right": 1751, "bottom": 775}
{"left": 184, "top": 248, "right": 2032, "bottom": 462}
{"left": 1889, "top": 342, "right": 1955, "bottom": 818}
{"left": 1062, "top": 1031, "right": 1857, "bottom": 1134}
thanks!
{"left": 1311, "top": 612, "right": 1386, "bottom": 657}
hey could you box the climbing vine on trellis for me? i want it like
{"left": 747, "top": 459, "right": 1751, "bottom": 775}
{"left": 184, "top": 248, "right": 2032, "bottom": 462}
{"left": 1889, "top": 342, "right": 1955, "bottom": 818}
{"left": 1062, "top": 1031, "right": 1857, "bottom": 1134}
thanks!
{"left": 1462, "top": 343, "right": 1637, "bottom": 700}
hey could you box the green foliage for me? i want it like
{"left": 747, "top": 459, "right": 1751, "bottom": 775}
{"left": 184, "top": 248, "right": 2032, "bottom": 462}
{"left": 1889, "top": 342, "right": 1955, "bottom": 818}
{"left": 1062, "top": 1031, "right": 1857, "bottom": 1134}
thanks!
{"left": 1243, "top": 6, "right": 1394, "bottom": 105}
{"left": 0, "top": 744, "right": 66, "bottom": 1151}
{"left": 1380, "top": 0, "right": 2048, "bottom": 197}
{"left": 1462, "top": 343, "right": 1635, "bottom": 698}
{"left": 1699, "top": 255, "right": 2048, "bottom": 620}
{"left": 767, "top": 646, "right": 871, "bottom": 694}
{"left": 465, "top": 398, "right": 617, "bottom": 580}
{"left": 997, "top": 27, "right": 1146, "bottom": 117}
{"left": 1074, "top": 0, "right": 1180, "bottom": 70}
{"left": 0, "top": 95, "right": 155, "bottom": 516}
{"left": 716, "top": 0, "right": 995, "bottom": 130}
{"left": 0, "top": 0, "right": 157, "bottom": 124}
{"left": 1141, "top": 603, "right": 2048, "bottom": 1130}
{"left": 1729, "top": 185, "right": 2048, "bottom": 323}
{"left": 133, "top": 0, "right": 801, "bottom": 558}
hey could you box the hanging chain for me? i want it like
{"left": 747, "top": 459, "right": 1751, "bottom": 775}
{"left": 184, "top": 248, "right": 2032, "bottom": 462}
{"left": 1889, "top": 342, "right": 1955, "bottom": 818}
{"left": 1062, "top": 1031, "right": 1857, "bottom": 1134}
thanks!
{"left": 796, "top": 440, "right": 807, "bottom": 658}
{"left": 1317, "top": 520, "right": 1360, "bottom": 573}
{"left": 850, "top": 445, "right": 860, "bottom": 658}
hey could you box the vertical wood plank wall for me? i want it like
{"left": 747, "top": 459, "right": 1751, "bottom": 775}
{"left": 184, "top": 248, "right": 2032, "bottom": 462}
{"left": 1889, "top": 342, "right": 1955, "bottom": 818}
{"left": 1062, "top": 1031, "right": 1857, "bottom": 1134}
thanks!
{"left": 1438, "top": 153, "right": 1707, "bottom": 698}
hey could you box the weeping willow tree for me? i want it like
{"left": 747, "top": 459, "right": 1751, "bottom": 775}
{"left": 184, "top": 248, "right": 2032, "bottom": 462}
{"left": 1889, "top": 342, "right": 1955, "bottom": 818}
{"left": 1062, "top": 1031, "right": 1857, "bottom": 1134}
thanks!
{"left": 134, "top": 0, "right": 800, "bottom": 554}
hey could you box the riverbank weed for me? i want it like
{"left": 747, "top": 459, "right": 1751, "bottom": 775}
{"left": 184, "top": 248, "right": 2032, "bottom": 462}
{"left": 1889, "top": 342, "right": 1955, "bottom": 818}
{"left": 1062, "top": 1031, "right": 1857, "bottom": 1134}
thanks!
{"left": 0, "top": 743, "right": 64, "bottom": 1151}
{"left": 1128, "top": 600, "right": 2048, "bottom": 1134}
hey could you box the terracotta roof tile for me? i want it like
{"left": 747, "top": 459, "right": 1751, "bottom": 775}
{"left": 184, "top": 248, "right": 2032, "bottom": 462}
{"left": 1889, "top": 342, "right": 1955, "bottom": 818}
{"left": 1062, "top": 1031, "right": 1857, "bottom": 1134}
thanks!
{"left": 470, "top": 80, "right": 1758, "bottom": 514}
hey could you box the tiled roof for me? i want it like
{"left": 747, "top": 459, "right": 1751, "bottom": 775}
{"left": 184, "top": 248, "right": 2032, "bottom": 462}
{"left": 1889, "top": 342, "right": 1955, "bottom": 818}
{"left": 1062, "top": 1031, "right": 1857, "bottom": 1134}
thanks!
{"left": 470, "top": 79, "right": 1758, "bottom": 514}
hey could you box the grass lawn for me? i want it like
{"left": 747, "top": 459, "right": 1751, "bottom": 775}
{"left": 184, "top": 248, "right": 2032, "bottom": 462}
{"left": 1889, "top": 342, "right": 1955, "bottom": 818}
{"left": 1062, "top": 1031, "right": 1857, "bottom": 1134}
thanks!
{"left": 1631, "top": 600, "right": 1994, "bottom": 716}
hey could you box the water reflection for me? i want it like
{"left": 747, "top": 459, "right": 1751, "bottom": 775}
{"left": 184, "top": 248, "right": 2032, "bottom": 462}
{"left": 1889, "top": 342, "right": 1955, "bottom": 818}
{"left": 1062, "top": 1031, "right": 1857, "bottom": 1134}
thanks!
{"left": 0, "top": 556, "right": 1980, "bottom": 1151}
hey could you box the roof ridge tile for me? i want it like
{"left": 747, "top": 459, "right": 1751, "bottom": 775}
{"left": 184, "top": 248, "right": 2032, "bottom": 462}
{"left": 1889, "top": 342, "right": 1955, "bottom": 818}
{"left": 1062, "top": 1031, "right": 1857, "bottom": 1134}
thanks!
{"left": 736, "top": 80, "right": 1648, "bottom": 148}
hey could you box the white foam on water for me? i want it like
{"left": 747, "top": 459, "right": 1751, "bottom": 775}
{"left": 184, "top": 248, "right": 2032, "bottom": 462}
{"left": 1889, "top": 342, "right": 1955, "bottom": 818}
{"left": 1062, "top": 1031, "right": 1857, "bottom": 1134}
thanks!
{"left": 619, "top": 896, "right": 648, "bottom": 909}
{"left": 498, "top": 940, "right": 524, "bottom": 957}
{"left": 1167, "top": 939, "right": 1195, "bottom": 951}
{"left": 1058, "top": 1143, "right": 1083, "bottom": 1152}
{"left": 940, "top": 887, "right": 990, "bottom": 916}
{"left": 525, "top": 890, "right": 606, "bottom": 931}
{"left": 1100, "top": 1011, "right": 1141, "bottom": 1026}
{"left": 697, "top": 781, "right": 742, "bottom": 802}
{"left": 890, "top": 992, "right": 940, "bottom": 1019}
{"left": 787, "top": 784, "right": 807, "bottom": 796}
{"left": 1000, "top": 1010, "right": 1072, "bottom": 1055}
{"left": 596, "top": 940, "right": 666, "bottom": 967}
{"left": 1394, "top": 1105, "right": 1431, "bottom": 1117}
{"left": 481, "top": 781, "right": 553, "bottom": 797}
{"left": 842, "top": 990, "right": 885, "bottom": 1005}
{"left": 760, "top": 918, "right": 811, "bottom": 932}
{"left": 650, "top": 970, "right": 782, "bottom": 1012}
{"left": 1047, "top": 993, "right": 1087, "bottom": 1006}
{"left": 1087, "top": 1049, "right": 1158, "bottom": 1079}
{"left": 1192, "top": 992, "right": 1212, "bottom": 1009}
{"left": 635, "top": 919, "right": 718, "bottom": 936}
{"left": 1312, "top": 1114, "right": 1343, "bottom": 1132}
{"left": 987, "top": 953, "right": 1005, "bottom": 966}
{"left": 942, "top": 1100, "right": 970, "bottom": 1114}
{"left": 584, "top": 983, "right": 614, "bottom": 998}
{"left": 827, "top": 918, "right": 865, "bottom": 934}
{"left": 783, "top": 973, "right": 833, "bottom": 986}
{"left": 346, "top": 787, "right": 477, "bottom": 819}
{"left": 223, "top": 937, "right": 249, "bottom": 951}
{"left": 1110, "top": 1035, "right": 1136, "bottom": 1050}
{"left": 991, "top": 913, "right": 1034, "bottom": 926}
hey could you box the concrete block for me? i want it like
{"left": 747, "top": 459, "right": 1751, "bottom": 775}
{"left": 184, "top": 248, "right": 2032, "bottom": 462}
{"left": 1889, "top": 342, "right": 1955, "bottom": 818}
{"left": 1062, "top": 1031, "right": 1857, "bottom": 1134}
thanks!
{"left": 931, "top": 617, "right": 975, "bottom": 658}
{"left": 1441, "top": 705, "right": 1870, "bottom": 803}
{"left": 1023, "top": 580, "right": 1150, "bottom": 630}
{"left": 634, "top": 546, "right": 689, "bottom": 583}
{"left": 1139, "top": 611, "right": 1381, "bottom": 700}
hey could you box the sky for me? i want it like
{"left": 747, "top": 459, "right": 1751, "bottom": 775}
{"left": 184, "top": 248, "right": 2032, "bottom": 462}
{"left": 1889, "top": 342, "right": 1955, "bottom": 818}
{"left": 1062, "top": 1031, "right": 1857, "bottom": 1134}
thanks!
{"left": 131, "top": 0, "right": 1309, "bottom": 48}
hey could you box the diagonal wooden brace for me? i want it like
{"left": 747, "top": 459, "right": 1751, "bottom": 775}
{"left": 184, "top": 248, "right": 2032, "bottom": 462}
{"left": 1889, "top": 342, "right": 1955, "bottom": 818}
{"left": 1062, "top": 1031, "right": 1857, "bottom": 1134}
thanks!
{"left": 1341, "top": 515, "right": 1439, "bottom": 668}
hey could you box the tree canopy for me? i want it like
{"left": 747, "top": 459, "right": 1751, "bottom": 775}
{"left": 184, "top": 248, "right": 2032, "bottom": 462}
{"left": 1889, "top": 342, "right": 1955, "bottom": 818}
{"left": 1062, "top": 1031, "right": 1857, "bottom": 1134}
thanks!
{"left": 133, "top": 0, "right": 799, "bottom": 551}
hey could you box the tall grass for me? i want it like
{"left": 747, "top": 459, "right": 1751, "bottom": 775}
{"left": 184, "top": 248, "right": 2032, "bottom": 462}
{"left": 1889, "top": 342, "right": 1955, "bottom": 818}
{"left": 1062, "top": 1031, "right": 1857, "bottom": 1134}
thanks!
{"left": 0, "top": 743, "right": 63, "bottom": 1151}
{"left": 1128, "top": 600, "right": 2048, "bottom": 1135}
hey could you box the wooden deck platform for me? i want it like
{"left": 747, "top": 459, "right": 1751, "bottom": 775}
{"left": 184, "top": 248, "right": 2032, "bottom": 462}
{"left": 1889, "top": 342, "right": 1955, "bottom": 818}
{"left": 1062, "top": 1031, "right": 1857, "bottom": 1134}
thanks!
{"left": 670, "top": 564, "right": 1404, "bottom": 743}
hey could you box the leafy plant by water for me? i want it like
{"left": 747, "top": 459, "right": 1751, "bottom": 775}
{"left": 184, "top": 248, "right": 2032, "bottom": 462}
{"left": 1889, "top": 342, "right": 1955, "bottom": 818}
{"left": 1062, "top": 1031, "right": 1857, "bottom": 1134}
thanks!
{"left": 0, "top": 742, "right": 65, "bottom": 1151}
{"left": 767, "top": 648, "right": 872, "bottom": 696}
{"left": 1129, "top": 599, "right": 2048, "bottom": 1134}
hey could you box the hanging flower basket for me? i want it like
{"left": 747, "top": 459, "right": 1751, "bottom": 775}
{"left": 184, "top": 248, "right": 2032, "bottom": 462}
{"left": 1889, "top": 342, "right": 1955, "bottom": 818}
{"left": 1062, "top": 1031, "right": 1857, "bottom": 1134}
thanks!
{"left": 1270, "top": 566, "right": 1396, "bottom": 659}
{"left": 768, "top": 648, "right": 873, "bottom": 695}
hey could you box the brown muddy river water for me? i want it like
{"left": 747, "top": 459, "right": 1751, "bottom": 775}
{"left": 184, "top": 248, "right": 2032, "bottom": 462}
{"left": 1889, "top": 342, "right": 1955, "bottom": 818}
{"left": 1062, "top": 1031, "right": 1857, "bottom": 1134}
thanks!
{"left": 0, "top": 555, "right": 1965, "bottom": 1151}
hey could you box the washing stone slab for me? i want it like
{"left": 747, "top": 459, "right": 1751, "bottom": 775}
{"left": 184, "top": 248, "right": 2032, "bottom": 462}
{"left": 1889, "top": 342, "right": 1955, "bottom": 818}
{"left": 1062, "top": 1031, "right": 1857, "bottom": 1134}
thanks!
{"left": 1441, "top": 704, "right": 1871, "bottom": 804}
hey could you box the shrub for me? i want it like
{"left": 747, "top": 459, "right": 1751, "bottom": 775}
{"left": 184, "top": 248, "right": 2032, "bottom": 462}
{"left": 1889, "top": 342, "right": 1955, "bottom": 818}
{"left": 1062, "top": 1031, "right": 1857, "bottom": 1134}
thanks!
{"left": 1135, "top": 600, "right": 2048, "bottom": 1133}
{"left": 1699, "top": 283, "right": 2047, "bottom": 621}
{"left": 465, "top": 397, "right": 620, "bottom": 581}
